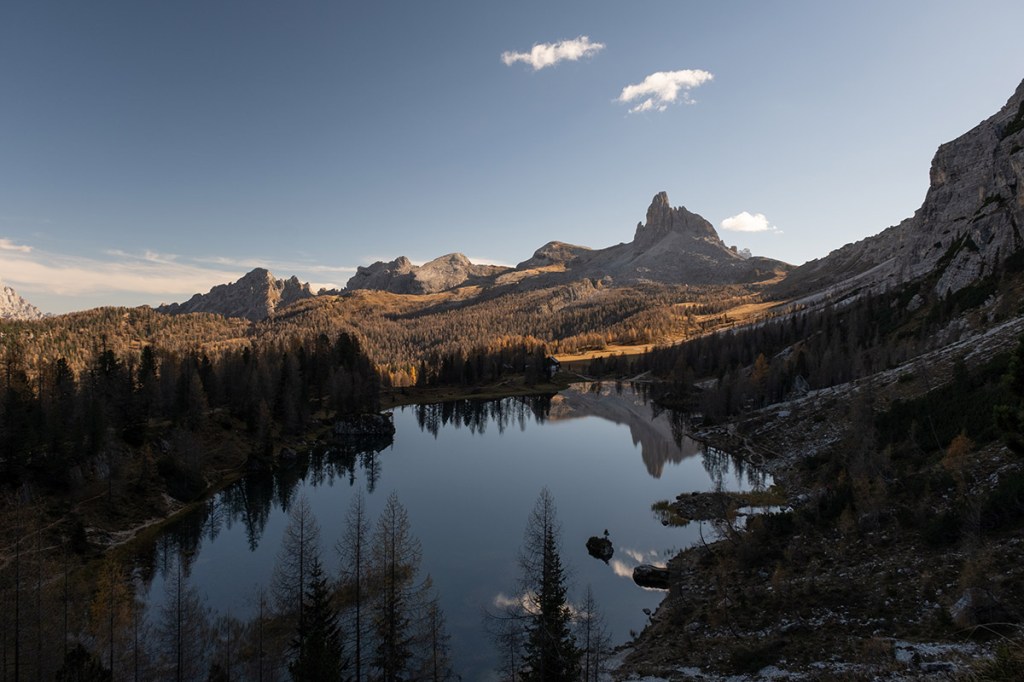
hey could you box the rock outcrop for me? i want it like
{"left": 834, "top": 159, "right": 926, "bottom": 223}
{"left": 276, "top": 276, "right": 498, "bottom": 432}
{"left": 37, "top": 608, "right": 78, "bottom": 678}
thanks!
{"left": 347, "top": 253, "right": 509, "bottom": 294}
{"left": 158, "top": 268, "right": 313, "bottom": 321}
{"left": 348, "top": 193, "right": 789, "bottom": 294}
{"left": 504, "top": 192, "right": 791, "bottom": 290}
{"left": 633, "top": 564, "right": 671, "bottom": 590}
{"left": 0, "top": 283, "right": 45, "bottom": 320}
{"left": 776, "top": 77, "right": 1024, "bottom": 302}
{"left": 586, "top": 535, "right": 614, "bottom": 563}
{"left": 333, "top": 412, "right": 396, "bottom": 437}
{"left": 515, "top": 241, "right": 593, "bottom": 269}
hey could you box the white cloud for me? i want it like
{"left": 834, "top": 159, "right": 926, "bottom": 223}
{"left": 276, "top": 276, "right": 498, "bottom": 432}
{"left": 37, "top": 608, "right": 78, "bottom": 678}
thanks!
{"left": 493, "top": 591, "right": 540, "bottom": 615}
{"left": 610, "top": 559, "right": 635, "bottom": 579}
{"left": 465, "top": 256, "right": 513, "bottom": 268}
{"left": 0, "top": 247, "right": 242, "bottom": 299}
{"left": 720, "top": 211, "right": 782, "bottom": 233}
{"left": 501, "top": 36, "right": 604, "bottom": 71}
{"left": 0, "top": 238, "right": 32, "bottom": 253}
{"left": 618, "top": 69, "right": 714, "bottom": 113}
{"left": 195, "top": 255, "right": 356, "bottom": 276}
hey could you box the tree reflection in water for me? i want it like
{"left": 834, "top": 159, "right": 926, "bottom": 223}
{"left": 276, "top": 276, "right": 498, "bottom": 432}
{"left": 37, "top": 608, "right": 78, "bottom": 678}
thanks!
{"left": 131, "top": 436, "right": 392, "bottom": 589}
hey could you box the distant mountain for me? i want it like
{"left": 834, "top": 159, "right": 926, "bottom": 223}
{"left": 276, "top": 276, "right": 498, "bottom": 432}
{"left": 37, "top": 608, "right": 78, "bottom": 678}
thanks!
{"left": 0, "top": 282, "right": 45, "bottom": 320}
{"left": 776, "top": 77, "right": 1024, "bottom": 302}
{"left": 347, "top": 253, "right": 509, "bottom": 294}
{"left": 517, "top": 191, "right": 789, "bottom": 287}
{"left": 158, "top": 267, "right": 313, "bottom": 321}
{"left": 349, "top": 192, "right": 790, "bottom": 295}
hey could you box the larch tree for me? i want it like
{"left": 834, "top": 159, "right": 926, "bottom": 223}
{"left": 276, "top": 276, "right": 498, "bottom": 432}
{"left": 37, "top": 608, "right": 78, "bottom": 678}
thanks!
{"left": 368, "top": 492, "right": 426, "bottom": 682}
{"left": 575, "top": 585, "right": 612, "bottom": 682}
{"left": 336, "top": 492, "right": 371, "bottom": 682}
{"left": 272, "top": 494, "right": 323, "bottom": 652}
{"left": 419, "top": 592, "right": 455, "bottom": 682}
{"left": 156, "top": 555, "right": 210, "bottom": 682}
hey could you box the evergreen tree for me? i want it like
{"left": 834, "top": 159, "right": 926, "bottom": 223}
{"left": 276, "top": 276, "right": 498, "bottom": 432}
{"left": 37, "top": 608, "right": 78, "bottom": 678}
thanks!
{"left": 55, "top": 643, "right": 112, "bottom": 682}
{"left": 519, "top": 489, "right": 579, "bottom": 682}
{"left": 288, "top": 554, "right": 344, "bottom": 682}
{"left": 996, "top": 335, "right": 1024, "bottom": 456}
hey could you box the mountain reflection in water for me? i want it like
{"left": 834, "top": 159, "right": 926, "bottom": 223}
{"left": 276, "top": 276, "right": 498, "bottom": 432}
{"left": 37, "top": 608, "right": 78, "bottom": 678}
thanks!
{"left": 136, "top": 381, "right": 765, "bottom": 679}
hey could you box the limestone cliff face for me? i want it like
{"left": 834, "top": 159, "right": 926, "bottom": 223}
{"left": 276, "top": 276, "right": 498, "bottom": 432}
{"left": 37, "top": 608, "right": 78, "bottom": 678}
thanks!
{"left": 158, "top": 268, "right": 313, "bottom": 321}
{"left": 346, "top": 256, "right": 418, "bottom": 292}
{"left": 0, "top": 283, "right": 45, "bottom": 320}
{"left": 346, "top": 253, "right": 509, "bottom": 294}
{"left": 633, "top": 191, "right": 721, "bottom": 250}
{"left": 346, "top": 192, "right": 788, "bottom": 294}
{"left": 542, "top": 192, "right": 789, "bottom": 287}
{"left": 777, "top": 78, "right": 1024, "bottom": 301}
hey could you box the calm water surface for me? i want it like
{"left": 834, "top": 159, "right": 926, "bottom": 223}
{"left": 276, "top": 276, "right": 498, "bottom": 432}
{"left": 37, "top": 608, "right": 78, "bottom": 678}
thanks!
{"left": 141, "top": 382, "right": 766, "bottom": 678}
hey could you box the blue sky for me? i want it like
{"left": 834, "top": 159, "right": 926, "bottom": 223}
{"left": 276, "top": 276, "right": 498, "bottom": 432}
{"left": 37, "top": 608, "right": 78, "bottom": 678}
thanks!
{"left": 2, "top": 1, "right": 1023, "bottom": 313}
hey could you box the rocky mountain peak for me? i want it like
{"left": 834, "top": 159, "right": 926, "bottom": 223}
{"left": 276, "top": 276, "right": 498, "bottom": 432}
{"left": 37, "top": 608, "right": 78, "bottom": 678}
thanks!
{"left": 0, "top": 282, "right": 45, "bottom": 320}
{"left": 516, "top": 241, "right": 592, "bottom": 269}
{"left": 158, "top": 267, "right": 314, "bottom": 321}
{"left": 347, "top": 253, "right": 510, "bottom": 294}
{"left": 633, "top": 191, "right": 721, "bottom": 250}
{"left": 775, "top": 76, "right": 1024, "bottom": 301}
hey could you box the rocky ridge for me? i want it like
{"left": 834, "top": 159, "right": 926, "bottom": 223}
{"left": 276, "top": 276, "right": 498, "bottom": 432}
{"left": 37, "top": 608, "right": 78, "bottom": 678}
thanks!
{"left": 0, "top": 282, "right": 45, "bottom": 320}
{"left": 157, "top": 268, "right": 313, "bottom": 322}
{"left": 776, "top": 77, "right": 1024, "bottom": 302}
{"left": 346, "top": 253, "right": 509, "bottom": 294}
{"left": 350, "top": 192, "right": 790, "bottom": 295}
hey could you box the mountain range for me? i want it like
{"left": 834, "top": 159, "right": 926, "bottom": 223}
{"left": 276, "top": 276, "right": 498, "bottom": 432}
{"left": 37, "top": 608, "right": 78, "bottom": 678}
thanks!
{"left": 156, "top": 267, "right": 313, "bottom": 322}
{"left": 153, "top": 76, "right": 1024, "bottom": 323}
{"left": 4, "top": 77, "right": 1022, "bottom": 328}
{"left": 156, "top": 190, "right": 793, "bottom": 322}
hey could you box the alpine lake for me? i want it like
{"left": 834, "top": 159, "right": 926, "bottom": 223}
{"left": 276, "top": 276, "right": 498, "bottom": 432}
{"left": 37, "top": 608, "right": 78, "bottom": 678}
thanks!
{"left": 133, "top": 382, "right": 768, "bottom": 679}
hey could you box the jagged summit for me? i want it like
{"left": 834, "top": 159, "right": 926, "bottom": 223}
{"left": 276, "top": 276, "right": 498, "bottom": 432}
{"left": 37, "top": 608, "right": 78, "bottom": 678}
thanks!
{"left": 633, "top": 191, "right": 720, "bottom": 249}
{"left": 350, "top": 192, "right": 789, "bottom": 294}
{"left": 549, "top": 191, "right": 788, "bottom": 286}
{"left": 776, "top": 77, "right": 1024, "bottom": 301}
{"left": 0, "top": 282, "right": 45, "bottom": 320}
{"left": 158, "top": 267, "right": 313, "bottom": 321}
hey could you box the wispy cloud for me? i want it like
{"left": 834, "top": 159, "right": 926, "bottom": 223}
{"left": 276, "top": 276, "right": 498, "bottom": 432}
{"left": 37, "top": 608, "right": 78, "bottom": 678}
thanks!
{"left": 618, "top": 69, "right": 714, "bottom": 113}
{"left": 493, "top": 591, "right": 540, "bottom": 615}
{"left": 0, "top": 245, "right": 241, "bottom": 299}
{"left": 0, "top": 238, "right": 33, "bottom": 253}
{"left": 720, "top": 211, "right": 782, "bottom": 233}
{"left": 195, "top": 255, "right": 357, "bottom": 276}
{"left": 501, "top": 36, "right": 604, "bottom": 71}
{"left": 465, "top": 256, "right": 513, "bottom": 268}
{"left": 0, "top": 241, "right": 361, "bottom": 312}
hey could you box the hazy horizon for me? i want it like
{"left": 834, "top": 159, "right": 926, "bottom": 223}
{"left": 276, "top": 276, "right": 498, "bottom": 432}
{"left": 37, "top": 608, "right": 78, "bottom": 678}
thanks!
{"left": 3, "top": 1, "right": 1024, "bottom": 314}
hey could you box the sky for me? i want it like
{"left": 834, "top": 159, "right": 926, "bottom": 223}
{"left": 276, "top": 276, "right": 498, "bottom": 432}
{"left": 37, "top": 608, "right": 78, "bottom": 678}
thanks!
{"left": 2, "top": 1, "right": 1024, "bottom": 314}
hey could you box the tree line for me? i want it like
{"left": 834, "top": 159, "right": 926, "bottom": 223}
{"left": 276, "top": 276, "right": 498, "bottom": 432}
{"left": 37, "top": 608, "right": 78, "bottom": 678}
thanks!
{"left": 3, "top": 490, "right": 453, "bottom": 681}
{"left": 0, "top": 331, "right": 380, "bottom": 496}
